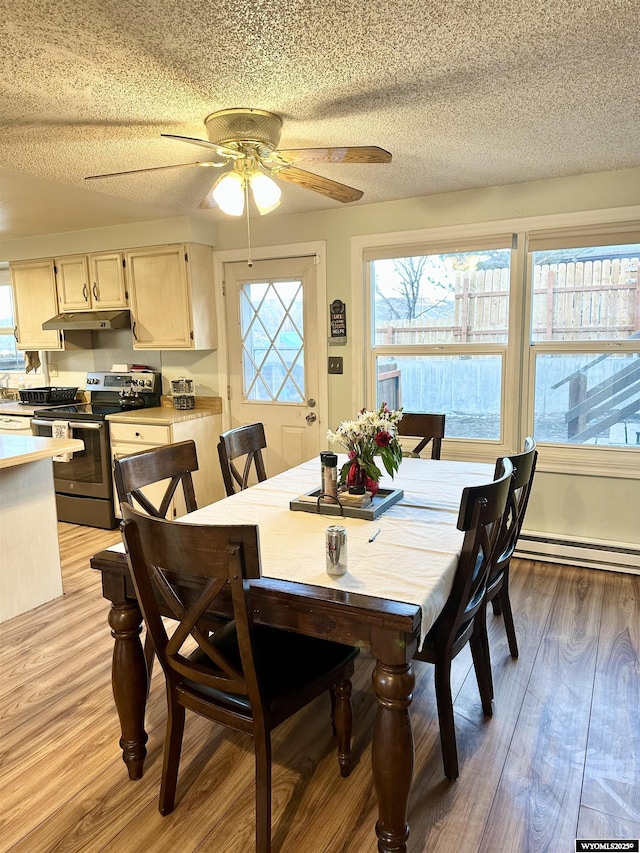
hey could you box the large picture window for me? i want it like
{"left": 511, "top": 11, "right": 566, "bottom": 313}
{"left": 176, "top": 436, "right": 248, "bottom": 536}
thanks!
{"left": 369, "top": 242, "right": 513, "bottom": 443}
{"left": 362, "top": 220, "right": 639, "bottom": 472}
{"left": 529, "top": 240, "right": 640, "bottom": 448}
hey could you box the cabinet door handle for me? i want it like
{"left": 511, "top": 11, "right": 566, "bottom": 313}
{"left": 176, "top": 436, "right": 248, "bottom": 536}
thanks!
{"left": 82, "top": 283, "right": 88, "bottom": 301}
{"left": 13, "top": 326, "right": 18, "bottom": 342}
{"left": 132, "top": 320, "right": 137, "bottom": 340}
{"left": 93, "top": 282, "right": 98, "bottom": 301}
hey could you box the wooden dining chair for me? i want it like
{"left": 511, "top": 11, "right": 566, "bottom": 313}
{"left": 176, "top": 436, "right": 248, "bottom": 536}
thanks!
{"left": 218, "top": 422, "right": 268, "bottom": 496}
{"left": 413, "top": 456, "right": 513, "bottom": 780}
{"left": 114, "top": 440, "right": 202, "bottom": 683}
{"left": 473, "top": 437, "right": 538, "bottom": 696}
{"left": 397, "top": 412, "right": 446, "bottom": 459}
{"left": 113, "top": 439, "right": 199, "bottom": 519}
{"left": 120, "top": 503, "right": 359, "bottom": 851}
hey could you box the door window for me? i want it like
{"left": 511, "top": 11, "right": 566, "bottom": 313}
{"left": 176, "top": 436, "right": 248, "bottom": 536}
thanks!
{"left": 240, "top": 279, "right": 305, "bottom": 403}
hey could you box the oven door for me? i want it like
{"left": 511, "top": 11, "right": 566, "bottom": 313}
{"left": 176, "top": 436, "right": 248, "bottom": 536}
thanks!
{"left": 31, "top": 418, "right": 112, "bottom": 500}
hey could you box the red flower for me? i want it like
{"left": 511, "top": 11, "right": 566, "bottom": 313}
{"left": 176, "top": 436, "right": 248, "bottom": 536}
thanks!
{"left": 374, "top": 430, "right": 391, "bottom": 448}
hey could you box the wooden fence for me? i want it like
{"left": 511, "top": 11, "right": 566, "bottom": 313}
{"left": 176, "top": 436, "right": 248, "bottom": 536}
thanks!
{"left": 375, "top": 258, "right": 639, "bottom": 344}
{"left": 532, "top": 257, "right": 639, "bottom": 340}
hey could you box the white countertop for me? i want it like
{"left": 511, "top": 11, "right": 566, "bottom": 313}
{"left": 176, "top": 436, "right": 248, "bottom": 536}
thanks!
{"left": 0, "top": 400, "right": 56, "bottom": 417}
{"left": 0, "top": 434, "right": 84, "bottom": 469}
{"left": 106, "top": 404, "right": 220, "bottom": 425}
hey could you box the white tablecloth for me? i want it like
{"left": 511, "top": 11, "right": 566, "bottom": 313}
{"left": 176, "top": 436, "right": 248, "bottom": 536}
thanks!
{"left": 112, "top": 456, "right": 494, "bottom": 649}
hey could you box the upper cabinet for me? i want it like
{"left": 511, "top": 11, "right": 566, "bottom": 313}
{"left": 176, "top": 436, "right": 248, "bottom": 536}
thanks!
{"left": 10, "top": 259, "right": 64, "bottom": 350}
{"left": 9, "top": 242, "right": 216, "bottom": 352}
{"left": 57, "top": 252, "right": 127, "bottom": 311}
{"left": 126, "top": 243, "right": 217, "bottom": 350}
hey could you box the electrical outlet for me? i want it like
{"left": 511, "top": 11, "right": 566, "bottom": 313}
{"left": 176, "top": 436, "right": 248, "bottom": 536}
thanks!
{"left": 328, "top": 356, "right": 343, "bottom": 374}
{"left": 49, "top": 362, "right": 59, "bottom": 377}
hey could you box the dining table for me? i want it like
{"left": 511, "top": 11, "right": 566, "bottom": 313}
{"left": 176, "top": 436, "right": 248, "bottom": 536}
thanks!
{"left": 90, "top": 455, "right": 494, "bottom": 853}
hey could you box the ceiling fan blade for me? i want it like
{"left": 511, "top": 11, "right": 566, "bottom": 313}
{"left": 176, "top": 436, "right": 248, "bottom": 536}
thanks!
{"left": 161, "top": 133, "right": 241, "bottom": 159}
{"left": 276, "top": 166, "right": 363, "bottom": 203}
{"left": 85, "top": 161, "right": 220, "bottom": 180}
{"left": 277, "top": 146, "right": 392, "bottom": 164}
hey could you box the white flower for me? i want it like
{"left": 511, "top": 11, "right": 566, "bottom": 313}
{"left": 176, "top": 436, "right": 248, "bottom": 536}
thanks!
{"left": 327, "top": 403, "right": 404, "bottom": 481}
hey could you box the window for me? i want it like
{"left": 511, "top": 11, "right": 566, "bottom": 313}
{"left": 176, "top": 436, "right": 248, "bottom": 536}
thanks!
{"left": 361, "top": 217, "right": 640, "bottom": 474}
{"left": 240, "top": 279, "right": 305, "bottom": 403}
{"left": 0, "top": 269, "right": 22, "bottom": 372}
{"left": 369, "top": 241, "right": 513, "bottom": 442}
{"left": 528, "top": 240, "right": 640, "bottom": 448}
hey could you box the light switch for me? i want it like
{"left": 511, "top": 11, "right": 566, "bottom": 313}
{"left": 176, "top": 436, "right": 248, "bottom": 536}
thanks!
{"left": 328, "top": 356, "right": 343, "bottom": 374}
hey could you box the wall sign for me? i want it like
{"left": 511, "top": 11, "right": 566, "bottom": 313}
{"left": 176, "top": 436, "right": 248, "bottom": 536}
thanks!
{"left": 329, "top": 299, "right": 347, "bottom": 342}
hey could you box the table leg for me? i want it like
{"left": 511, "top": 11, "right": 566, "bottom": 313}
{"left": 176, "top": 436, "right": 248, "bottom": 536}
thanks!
{"left": 371, "top": 661, "right": 415, "bottom": 853}
{"left": 108, "top": 600, "right": 149, "bottom": 780}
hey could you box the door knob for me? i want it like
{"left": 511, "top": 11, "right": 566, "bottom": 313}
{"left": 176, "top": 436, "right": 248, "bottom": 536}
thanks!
{"left": 306, "top": 412, "right": 317, "bottom": 424}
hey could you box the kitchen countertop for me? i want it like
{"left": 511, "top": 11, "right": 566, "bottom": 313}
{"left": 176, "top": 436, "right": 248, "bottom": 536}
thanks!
{"left": 0, "top": 434, "right": 84, "bottom": 469}
{"left": 106, "top": 396, "right": 222, "bottom": 426}
{"left": 0, "top": 400, "right": 63, "bottom": 417}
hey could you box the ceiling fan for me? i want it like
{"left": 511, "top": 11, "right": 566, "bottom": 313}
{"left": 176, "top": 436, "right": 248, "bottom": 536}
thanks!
{"left": 85, "top": 107, "right": 392, "bottom": 216}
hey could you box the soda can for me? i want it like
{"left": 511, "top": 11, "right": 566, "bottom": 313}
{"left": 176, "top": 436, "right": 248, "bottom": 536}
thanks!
{"left": 326, "top": 525, "right": 348, "bottom": 576}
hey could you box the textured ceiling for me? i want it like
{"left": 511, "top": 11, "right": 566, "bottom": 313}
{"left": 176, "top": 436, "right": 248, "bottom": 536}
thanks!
{"left": 1, "top": 0, "right": 639, "bottom": 239}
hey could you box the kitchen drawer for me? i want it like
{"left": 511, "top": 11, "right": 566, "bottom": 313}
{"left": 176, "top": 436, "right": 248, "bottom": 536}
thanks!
{"left": 109, "top": 422, "right": 171, "bottom": 444}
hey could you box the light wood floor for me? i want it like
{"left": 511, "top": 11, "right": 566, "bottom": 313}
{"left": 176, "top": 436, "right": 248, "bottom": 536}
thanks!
{"left": 1, "top": 523, "right": 638, "bottom": 853}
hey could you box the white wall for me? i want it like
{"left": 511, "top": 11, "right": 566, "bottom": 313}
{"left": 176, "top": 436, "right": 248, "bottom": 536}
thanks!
{"left": 213, "top": 167, "right": 640, "bottom": 555}
{"left": 0, "top": 215, "right": 217, "bottom": 260}
{"left": 214, "top": 166, "right": 640, "bottom": 425}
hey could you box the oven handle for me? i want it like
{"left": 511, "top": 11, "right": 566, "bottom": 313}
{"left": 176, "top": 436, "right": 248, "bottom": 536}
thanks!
{"left": 32, "top": 419, "right": 104, "bottom": 430}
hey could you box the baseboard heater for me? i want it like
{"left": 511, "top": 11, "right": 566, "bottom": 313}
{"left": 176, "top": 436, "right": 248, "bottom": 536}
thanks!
{"left": 516, "top": 530, "right": 640, "bottom": 574}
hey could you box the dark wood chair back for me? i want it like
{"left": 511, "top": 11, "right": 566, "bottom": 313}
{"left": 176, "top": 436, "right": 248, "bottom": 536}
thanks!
{"left": 414, "top": 456, "right": 513, "bottom": 779}
{"left": 114, "top": 440, "right": 201, "bottom": 685}
{"left": 114, "top": 440, "right": 198, "bottom": 519}
{"left": 120, "top": 503, "right": 358, "bottom": 847}
{"left": 218, "top": 422, "right": 268, "bottom": 496}
{"left": 397, "top": 412, "right": 446, "bottom": 459}
{"left": 479, "top": 437, "right": 538, "bottom": 661}
{"left": 121, "top": 505, "right": 262, "bottom": 702}
{"left": 491, "top": 437, "right": 538, "bottom": 581}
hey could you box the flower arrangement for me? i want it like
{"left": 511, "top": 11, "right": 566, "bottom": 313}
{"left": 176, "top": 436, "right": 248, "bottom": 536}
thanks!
{"left": 326, "top": 403, "right": 404, "bottom": 493}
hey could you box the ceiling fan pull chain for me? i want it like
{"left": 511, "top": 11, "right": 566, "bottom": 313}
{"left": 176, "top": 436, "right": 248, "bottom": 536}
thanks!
{"left": 245, "top": 180, "right": 253, "bottom": 268}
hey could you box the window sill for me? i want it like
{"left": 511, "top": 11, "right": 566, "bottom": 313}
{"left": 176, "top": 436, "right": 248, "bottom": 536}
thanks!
{"left": 536, "top": 442, "right": 640, "bottom": 479}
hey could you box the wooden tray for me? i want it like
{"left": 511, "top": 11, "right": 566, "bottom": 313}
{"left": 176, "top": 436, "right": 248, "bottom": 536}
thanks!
{"left": 290, "top": 487, "right": 404, "bottom": 520}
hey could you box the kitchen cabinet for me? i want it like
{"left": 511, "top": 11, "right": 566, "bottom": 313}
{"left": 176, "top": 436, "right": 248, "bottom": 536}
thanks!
{"left": 125, "top": 243, "right": 217, "bottom": 350}
{"left": 57, "top": 252, "right": 127, "bottom": 311}
{"left": 108, "top": 409, "right": 223, "bottom": 519}
{"left": 10, "top": 259, "right": 64, "bottom": 350}
{"left": 55, "top": 255, "right": 90, "bottom": 311}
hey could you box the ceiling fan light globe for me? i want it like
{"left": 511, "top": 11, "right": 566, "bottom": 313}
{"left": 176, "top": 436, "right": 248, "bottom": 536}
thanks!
{"left": 250, "top": 172, "right": 281, "bottom": 215}
{"left": 212, "top": 171, "right": 245, "bottom": 216}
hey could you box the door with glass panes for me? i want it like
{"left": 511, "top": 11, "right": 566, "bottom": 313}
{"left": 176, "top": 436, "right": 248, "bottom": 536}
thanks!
{"left": 224, "top": 257, "right": 321, "bottom": 477}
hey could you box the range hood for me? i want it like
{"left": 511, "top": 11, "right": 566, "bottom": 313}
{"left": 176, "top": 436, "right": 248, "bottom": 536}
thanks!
{"left": 42, "top": 310, "right": 131, "bottom": 331}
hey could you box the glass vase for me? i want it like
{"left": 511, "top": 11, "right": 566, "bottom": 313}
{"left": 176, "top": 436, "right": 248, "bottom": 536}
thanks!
{"left": 346, "top": 460, "right": 380, "bottom": 496}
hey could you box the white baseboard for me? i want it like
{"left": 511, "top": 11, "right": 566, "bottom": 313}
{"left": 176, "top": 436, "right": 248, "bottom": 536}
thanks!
{"left": 516, "top": 530, "right": 640, "bottom": 574}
